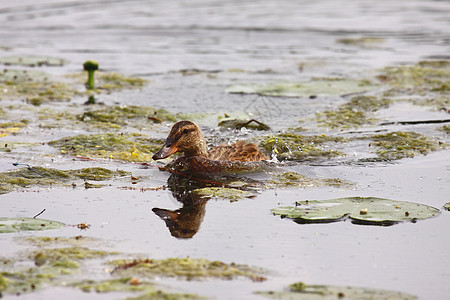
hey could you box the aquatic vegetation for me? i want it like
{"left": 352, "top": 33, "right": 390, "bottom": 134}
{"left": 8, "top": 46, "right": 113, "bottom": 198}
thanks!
{"left": 22, "top": 236, "right": 99, "bottom": 247}
{"left": 109, "top": 257, "right": 266, "bottom": 282}
{"left": 71, "top": 277, "right": 203, "bottom": 299}
{"left": 69, "top": 71, "right": 148, "bottom": 92}
{"left": 77, "top": 105, "right": 177, "bottom": 128}
{"left": 272, "top": 197, "right": 440, "bottom": 226}
{"left": 0, "top": 166, "right": 130, "bottom": 194}
{"left": 218, "top": 119, "right": 270, "bottom": 131}
{"left": 226, "top": 78, "right": 377, "bottom": 97}
{"left": 0, "top": 55, "right": 67, "bottom": 67}
{"left": 0, "top": 69, "right": 82, "bottom": 104}
{"left": 269, "top": 172, "right": 353, "bottom": 189}
{"left": 337, "top": 37, "right": 385, "bottom": 47}
{"left": 378, "top": 61, "right": 450, "bottom": 107}
{"left": 258, "top": 132, "right": 345, "bottom": 161}
{"left": 444, "top": 202, "right": 450, "bottom": 211}
{"left": 437, "top": 125, "right": 450, "bottom": 134}
{"left": 0, "top": 245, "right": 118, "bottom": 296}
{"left": 49, "top": 133, "right": 163, "bottom": 162}
{"left": 83, "top": 60, "right": 98, "bottom": 89}
{"left": 367, "top": 131, "right": 442, "bottom": 160}
{"left": 316, "top": 95, "right": 391, "bottom": 129}
{"left": 192, "top": 187, "right": 255, "bottom": 202}
{"left": 256, "top": 281, "right": 417, "bottom": 299}
{"left": 0, "top": 217, "right": 65, "bottom": 233}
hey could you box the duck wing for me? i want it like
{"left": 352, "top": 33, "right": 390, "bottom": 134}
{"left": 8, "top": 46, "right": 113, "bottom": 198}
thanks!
{"left": 207, "top": 140, "right": 268, "bottom": 162}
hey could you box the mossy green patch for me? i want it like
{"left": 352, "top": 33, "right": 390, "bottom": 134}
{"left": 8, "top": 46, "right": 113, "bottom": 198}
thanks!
{"left": 77, "top": 105, "right": 177, "bottom": 128}
{"left": 226, "top": 78, "right": 377, "bottom": 97}
{"left": 257, "top": 281, "right": 417, "bottom": 299}
{"left": 258, "top": 132, "right": 345, "bottom": 161}
{"left": 192, "top": 187, "right": 255, "bottom": 202}
{"left": 437, "top": 125, "right": 450, "bottom": 134}
{"left": 218, "top": 119, "right": 270, "bottom": 131}
{"left": 269, "top": 172, "right": 352, "bottom": 189}
{"left": 337, "top": 37, "right": 385, "bottom": 47}
{"left": 0, "top": 56, "right": 67, "bottom": 67}
{"left": 368, "top": 131, "right": 442, "bottom": 160}
{"left": 0, "top": 166, "right": 130, "bottom": 194}
{"left": 378, "top": 61, "right": 450, "bottom": 109}
{"left": 316, "top": 95, "right": 392, "bottom": 129}
{"left": 22, "top": 236, "right": 99, "bottom": 247}
{"left": 68, "top": 71, "right": 148, "bottom": 92}
{"left": 0, "top": 69, "right": 82, "bottom": 104}
{"left": 109, "top": 257, "right": 266, "bottom": 281}
{"left": 49, "top": 133, "right": 163, "bottom": 162}
{"left": 0, "top": 217, "right": 65, "bottom": 233}
{"left": 30, "top": 247, "right": 114, "bottom": 262}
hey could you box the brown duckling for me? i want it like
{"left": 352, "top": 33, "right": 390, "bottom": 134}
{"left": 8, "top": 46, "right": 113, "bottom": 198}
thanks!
{"left": 152, "top": 121, "right": 268, "bottom": 162}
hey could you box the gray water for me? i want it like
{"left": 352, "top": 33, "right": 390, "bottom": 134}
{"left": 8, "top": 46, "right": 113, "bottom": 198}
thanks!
{"left": 0, "top": 1, "right": 449, "bottom": 299}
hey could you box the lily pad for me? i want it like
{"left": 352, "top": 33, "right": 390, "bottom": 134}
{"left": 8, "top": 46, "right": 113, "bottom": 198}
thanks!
{"left": 0, "top": 56, "right": 67, "bottom": 67}
{"left": 257, "top": 281, "right": 417, "bottom": 299}
{"left": 0, "top": 217, "right": 65, "bottom": 233}
{"left": 272, "top": 197, "right": 440, "bottom": 226}
{"left": 226, "top": 78, "right": 377, "bottom": 97}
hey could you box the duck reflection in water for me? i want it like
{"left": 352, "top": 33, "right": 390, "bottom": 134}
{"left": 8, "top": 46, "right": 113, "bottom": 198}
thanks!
{"left": 151, "top": 121, "right": 270, "bottom": 239}
{"left": 152, "top": 174, "right": 209, "bottom": 239}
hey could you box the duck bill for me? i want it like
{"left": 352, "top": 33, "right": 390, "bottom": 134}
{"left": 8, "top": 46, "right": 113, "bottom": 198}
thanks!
{"left": 152, "top": 143, "right": 178, "bottom": 160}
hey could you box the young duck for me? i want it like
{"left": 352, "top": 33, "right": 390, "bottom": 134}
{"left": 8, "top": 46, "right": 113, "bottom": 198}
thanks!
{"left": 152, "top": 121, "right": 268, "bottom": 163}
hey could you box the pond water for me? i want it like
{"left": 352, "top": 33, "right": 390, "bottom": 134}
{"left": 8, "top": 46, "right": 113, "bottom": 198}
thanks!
{"left": 0, "top": 1, "right": 449, "bottom": 299}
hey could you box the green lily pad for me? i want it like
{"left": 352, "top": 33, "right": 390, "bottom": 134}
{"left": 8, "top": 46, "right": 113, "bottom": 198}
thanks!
{"left": 226, "top": 78, "right": 377, "bottom": 97}
{"left": 272, "top": 197, "right": 440, "bottom": 226}
{"left": 0, "top": 56, "right": 67, "bottom": 67}
{"left": 0, "top": 217, "right": 65, "bottom": 233}
{"left": 257, "top": 281, "right": 417, "bottom": 299}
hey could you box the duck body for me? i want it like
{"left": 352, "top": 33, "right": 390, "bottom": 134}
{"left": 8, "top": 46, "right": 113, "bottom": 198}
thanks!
{"left": 152, "top": 121, "right": 268, "bottom": 174}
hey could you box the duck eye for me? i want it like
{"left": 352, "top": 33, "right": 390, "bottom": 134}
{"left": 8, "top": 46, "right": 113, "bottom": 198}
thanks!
{"left": 182, "top": 129, "right": 189, "bottom": 134}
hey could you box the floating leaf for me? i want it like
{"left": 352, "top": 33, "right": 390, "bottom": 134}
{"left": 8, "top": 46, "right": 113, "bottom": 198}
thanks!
{"left": 0, "top": 217, "right": 65, "bottom": 233}
{"left": 272, "top": 197, "right": 440, "bottom": 226}
{"left": 226, "top": 79, "right": 377, "bottom": 97}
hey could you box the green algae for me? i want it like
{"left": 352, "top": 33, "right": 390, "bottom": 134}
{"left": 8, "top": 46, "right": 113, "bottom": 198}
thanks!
{"left": 192, "top": 187, "right": 255, "bottom": 202}
{"left": 77, "top": 105, "right": 177, "bottom": 128}
{"left": 68, "top": 71, "right": 148, "bottom": 92}
{"left": 316, "top": 95, "right": 392, "bottom": 129}
{"left": 269, "top": 172, "right": 353, "bottom": 189}
{"left": 378, "top": 61, "right": 450, "bottom": 108}
{"left": 226, "top": 78, "right": 377, "bottom": 97}
{"left": 257, "top": 281, "right": 417, "bottom": 299}
{"left": 109, "top": 257, "right": 266, "bottom": 282}
{"left": 272, "top": 197, "right": 440, "bottom": 226}
{"left": 22, "top": 236, "right": 100, "bottom": 247}
{"left": 218, "top": 119, "right": 270, "bottom": 131}
{"left": 71, "top": 277, "right": 203, "bottom": 299}
{"left": 337, "top": 37, "right": 385, "bottom": 47}
{"left": 444, "top": 202, "right": 450, "bottom": 211}
{"left": 0, "top": 217, "right": 65, "bottom": 233}
{"left": 49, "top": 133, "right": 163, "bottom": 162}
{"left": 258, "top": 132, "right": 345, "bottom": 161}
{"left": 30, "top": 247, "right": 114, "bottom": 262}
{"left": 0, "top": 166, "right": 130, "bottom": 194}
{"left": 0, "top": 56, "right": 67, "bottom": 67}
{"left": 368, "top": 131, "right": 442, "bottom": 160}
{"left": 437, "top": 125, "right": 450, "bottom": 134}
{"left": 0, "top": 69, "right": 82, "bottom": 103}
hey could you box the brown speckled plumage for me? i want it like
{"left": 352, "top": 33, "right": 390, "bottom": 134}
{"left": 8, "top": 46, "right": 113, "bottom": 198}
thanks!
{"left": 153, "top": 121, "right": 268, "bottom": 162}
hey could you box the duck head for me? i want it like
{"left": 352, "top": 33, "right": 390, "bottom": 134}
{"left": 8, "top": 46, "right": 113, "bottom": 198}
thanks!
{"left": 152, "top": 121, "right": 208, "bottom": 160}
